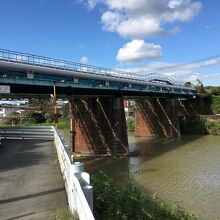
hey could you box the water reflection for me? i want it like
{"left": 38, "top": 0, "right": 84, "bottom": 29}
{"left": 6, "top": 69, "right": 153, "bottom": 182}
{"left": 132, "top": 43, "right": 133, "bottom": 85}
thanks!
{"left": 128, "top": 156, "right": 142, "bottom": 178}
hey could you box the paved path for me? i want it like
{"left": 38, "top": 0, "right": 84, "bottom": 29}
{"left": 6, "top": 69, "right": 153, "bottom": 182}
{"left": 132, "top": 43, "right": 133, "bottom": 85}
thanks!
{"left": 0, "top": 139, "right": 67, "bottom": 220}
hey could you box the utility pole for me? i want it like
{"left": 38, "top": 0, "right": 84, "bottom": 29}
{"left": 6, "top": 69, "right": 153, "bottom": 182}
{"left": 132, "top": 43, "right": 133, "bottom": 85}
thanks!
{"left": 53, "top": 85, "right": 58, "bottom": 128}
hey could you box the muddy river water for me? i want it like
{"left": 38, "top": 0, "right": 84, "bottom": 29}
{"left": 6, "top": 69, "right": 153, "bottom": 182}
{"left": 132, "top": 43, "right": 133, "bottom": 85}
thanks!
{"left": 86, "top": 134, "right": 220, "bottom": 220}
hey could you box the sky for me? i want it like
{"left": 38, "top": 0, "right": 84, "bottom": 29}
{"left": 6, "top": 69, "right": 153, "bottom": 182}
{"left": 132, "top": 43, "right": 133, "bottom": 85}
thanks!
{"left": 0, "top": 0, "right": 220, "bottom": 85}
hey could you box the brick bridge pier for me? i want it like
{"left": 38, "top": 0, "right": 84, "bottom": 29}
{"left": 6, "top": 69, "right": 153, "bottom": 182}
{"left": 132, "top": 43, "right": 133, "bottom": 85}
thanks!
{"left": 67, "top": 97, "right": 196, "bottom": 155}
{"left": 69, "top": 97, "right": 128, "bottom": 155}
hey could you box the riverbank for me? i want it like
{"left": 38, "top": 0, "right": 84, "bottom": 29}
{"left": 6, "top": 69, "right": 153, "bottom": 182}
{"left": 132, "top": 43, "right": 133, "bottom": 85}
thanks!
{"left": 179, "top": 116, "right": 220, "bottom": 135}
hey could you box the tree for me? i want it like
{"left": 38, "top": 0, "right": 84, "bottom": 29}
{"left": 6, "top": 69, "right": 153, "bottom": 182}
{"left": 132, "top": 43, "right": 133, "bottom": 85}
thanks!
{"left": 195, "top": 79, "right": 206, "bottom": 94}
{"left": 184, "top": 81, "right": 193, "bottom": 88}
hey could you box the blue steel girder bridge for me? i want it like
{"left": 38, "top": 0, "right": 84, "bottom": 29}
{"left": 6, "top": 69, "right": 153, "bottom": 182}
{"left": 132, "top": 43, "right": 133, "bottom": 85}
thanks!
{"left": 0, "top": 49, "right": 196, "bottom": 155}
{"left": 0, "top": 49, "right": 195, "bottom": 98}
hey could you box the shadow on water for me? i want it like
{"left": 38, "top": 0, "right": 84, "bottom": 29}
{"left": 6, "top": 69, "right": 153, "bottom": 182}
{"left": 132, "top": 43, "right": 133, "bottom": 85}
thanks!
{"left": 0, "top": 139, "right": 53, "bottom": 172}
{"left": 130, "top": 133, "right": 204, "bottom": 162}
{"left": 85, "top": 134, "right": 204, "bottom": 185}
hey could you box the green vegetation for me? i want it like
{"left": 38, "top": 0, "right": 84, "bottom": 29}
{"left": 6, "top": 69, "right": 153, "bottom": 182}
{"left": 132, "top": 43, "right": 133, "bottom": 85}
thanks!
{"left": 211, "top": 95, "right": 220, "bottom": 114}
{"left": 205, "top": 86, "right": 220, "bottom": 96}
{"left": 47, "top": 207, "right": 78, "bottom": 220}
{"left": 179, "top": 116, "right": 207, "bottom": 135}
{"left": 199, "top": 85, "right": 220, "bottom": 114}
{"left": 194, "top": 82, "right": 220, "bottom": 114}
{"left": 21, "top": 117, "right": 70, "bottom": 129}
{"left": 0, "top": 115, "right": 70, "bottom": 129}
{"left": 28, "top": 112, "right": 46, "bottom": 124}
{"left": 179, "top": 115, "right": 220, "bottom": 136}
{"left": 92, "top": 171, "right": 197, "bottom": 220}
{"left": 126, "top": 120, "right": 135, "bottom": 132}
{"left": 206, "top": 121, "right": 220, "bottom": 135}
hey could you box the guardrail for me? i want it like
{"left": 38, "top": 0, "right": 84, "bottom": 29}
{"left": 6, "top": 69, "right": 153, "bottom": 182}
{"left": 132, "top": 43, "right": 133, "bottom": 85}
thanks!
{"left": 53, "top": 128, "right": 95, "bottom": 220}
{"left": 0, "top": 126, "right": 54, "bottom": 140}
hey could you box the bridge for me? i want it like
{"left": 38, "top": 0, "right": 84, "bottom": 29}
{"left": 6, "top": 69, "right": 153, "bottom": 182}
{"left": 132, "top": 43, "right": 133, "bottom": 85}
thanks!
{"left": 0, "top": 49, "right": 195, "bottom": 98}
{"left": 0, "top": 48, "right": 197, "bottom": 155}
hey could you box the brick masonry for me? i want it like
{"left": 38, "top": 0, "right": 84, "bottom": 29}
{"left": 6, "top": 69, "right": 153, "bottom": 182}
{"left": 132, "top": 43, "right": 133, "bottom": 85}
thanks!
{"left": 69, "top": 97, "right": 128, "bottom": 155}
{"left": 135, "top": 98, "right": 180, "bottom": 138}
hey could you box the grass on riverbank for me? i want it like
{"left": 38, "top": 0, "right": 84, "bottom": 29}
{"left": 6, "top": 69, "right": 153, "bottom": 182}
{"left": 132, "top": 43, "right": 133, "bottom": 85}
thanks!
{"left": 0, "top": 117, "right": 70, "bottom": 129}
{"left": 47, "top": 207, "right": 78, "bottom": 220}
{"left": 92, "top": 171, "right": 197, "bottom": 220}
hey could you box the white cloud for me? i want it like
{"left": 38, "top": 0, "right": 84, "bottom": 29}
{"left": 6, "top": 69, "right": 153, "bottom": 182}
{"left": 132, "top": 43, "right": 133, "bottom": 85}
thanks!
{"left": 87, "top": 0, "right": 98, "bottom": 10}
{"left": 154, "top": 57, "right": 220, "bottom": 71}
{"left": 117, "top": 40, "right": 162, "bottom": 63}
{"left": 84, "top": 0, "right": 202, "bottom": 38}
{"left": 80, "top": 56, "right": 89, "bottom": 64}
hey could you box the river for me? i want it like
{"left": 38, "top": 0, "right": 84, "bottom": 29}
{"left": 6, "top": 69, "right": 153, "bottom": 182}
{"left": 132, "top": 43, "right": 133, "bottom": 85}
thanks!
{"left": 85, "top": 133, "right": 220, "bottom": 220}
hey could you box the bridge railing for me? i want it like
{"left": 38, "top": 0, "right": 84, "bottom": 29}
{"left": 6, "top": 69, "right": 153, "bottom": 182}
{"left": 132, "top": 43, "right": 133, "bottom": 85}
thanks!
{"left": 145, "top": 73, "right": 176, "bottom": 84}
{"left": 0, "top": 48, "right": 177, "bottom": 85}
{"left": 0, "top": 126, "right": 54, "bottom": 140}
{"left": 53, "top": 128, "right": 95, "bottom": 220}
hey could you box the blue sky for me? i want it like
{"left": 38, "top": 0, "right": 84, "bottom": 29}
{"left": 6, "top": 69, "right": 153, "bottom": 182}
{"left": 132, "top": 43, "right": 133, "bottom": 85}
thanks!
{"left": 0, "top": 0, "right": 219, "bottom": 85}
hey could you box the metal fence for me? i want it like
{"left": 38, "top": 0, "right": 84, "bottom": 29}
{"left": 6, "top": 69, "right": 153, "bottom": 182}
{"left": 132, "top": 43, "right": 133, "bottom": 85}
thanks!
{"left": 0, "top": 126, "right": 54, "bottom": 140}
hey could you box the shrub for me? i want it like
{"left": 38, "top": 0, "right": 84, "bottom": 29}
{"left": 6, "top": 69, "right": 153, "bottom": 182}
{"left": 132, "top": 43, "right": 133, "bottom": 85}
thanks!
{"left": 179, "top": 116, "right": 207, "bottom": 135}
{"left": 127, "top": 120, "right": 135, "bottom": 132}
{"left": 206, "top": 121, "right": 220, "bottom": 135}
{"left": 29, "top": 112, "right": 46, "bottom": 124}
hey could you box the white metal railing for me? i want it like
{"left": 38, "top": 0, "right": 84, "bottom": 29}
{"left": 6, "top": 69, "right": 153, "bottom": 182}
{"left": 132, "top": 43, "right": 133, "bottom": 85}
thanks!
{"left": 0, "top": 126, "right": 54, "bottom": 140}
{"left": 0, "top": 48, "right": 177, "bottom": 85}
{"left": 53, "top": 127, "right": 95, "bottom": 220}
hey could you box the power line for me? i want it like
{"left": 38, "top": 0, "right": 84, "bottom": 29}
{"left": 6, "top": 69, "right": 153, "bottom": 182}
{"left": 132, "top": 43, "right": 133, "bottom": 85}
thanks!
{"left": 135, "top": 53, "right": 220, "bottom": 73}
{"left": 130, "top": 0, "right": 220, "bottom": 73}
{"left": 144, "top": 0, "right": 220, "bottom": 51}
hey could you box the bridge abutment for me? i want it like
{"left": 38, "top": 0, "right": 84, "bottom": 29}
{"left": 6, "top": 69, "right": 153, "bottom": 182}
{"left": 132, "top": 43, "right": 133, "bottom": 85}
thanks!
{"left": 69, "top": 97, "right": 128, "bottom": 155}
{"left": 135, "top": 98, "right": 180, "bottom": 138}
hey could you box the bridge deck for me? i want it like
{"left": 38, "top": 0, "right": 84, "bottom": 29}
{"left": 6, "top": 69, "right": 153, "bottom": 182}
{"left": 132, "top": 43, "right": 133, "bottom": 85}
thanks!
{"left": 0, "top": 139, "right": 67, "bottom": 220}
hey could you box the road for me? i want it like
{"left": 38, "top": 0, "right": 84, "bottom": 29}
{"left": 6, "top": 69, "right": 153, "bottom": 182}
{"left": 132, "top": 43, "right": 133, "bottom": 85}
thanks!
{"left": 0, "top": 139, "right": 67, "bottom": 220}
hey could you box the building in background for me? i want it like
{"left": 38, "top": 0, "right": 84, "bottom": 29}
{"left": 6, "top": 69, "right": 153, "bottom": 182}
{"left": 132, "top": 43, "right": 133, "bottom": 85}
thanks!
{"left": 0, "top": 107, "right": 14, "bottom": 117}
{"left": 124, "top": 100, "right": 135, "bottom": 120}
